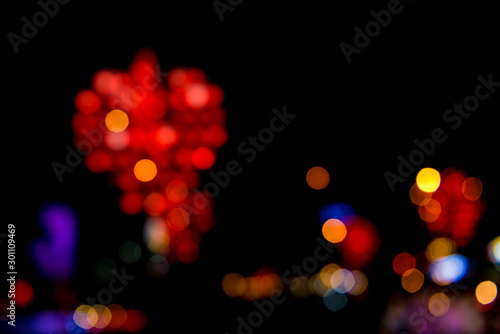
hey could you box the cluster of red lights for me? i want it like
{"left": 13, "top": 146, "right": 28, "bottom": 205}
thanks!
{"left": 72, "top": 49, "right": 227, "bottom": 263}
{"left": 412, "top": 168, "right": 485, "bottom": 247}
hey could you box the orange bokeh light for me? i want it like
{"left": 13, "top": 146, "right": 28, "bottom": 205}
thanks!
{"left": 133, "top": 159, "right": 157, "bottom": 182}
{"left": 392, "top": 252, "right": 416, "bottom": 276}
{"left": 105, "top": 109, "right": 129, "bottom": 133}
{"left": 306, "top": 166, "right": 330, "bottom": 190}
{"left": 401, "top": 268, "right": 424, "bottom": 293}
{"left": 322, "top": 219, "right": 347, "bottom": 243}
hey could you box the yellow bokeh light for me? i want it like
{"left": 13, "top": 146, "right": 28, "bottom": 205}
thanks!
{"left": 416, "top": 168, "right": 441, "bottom": 193}
{"left": 476, "top": 281, "right": 497, "bottom": 305}
{"left": 428, "top": 292, "right": 450, "bottom": 317}
{"left": 426, "top": 238, "right": 456, "bottom": 262}
{"left": 92, "top": 304, "right": 112, "bottom": 329}
{"left": 306, "top": 166, "right": 330, "bottom": 190}
{"left": 134, "top": 159, "right": 157, "bottom": 182}
{"left": 319, "top": 263, "right": 341, "bottom": 288}
{"left": 401, "top": 268, "right": 424, "bottom": 293}
{"left": 311, "top": 273, "right": 330, "bottom": 296}
{"left": 105, "top": 109, "right": 129, "bottom": 133}
{"left": 322, "top": 219, "right": 347, "bottom": 244}
{"left": 73, "top": 305, "right": 98, "bottom": 329}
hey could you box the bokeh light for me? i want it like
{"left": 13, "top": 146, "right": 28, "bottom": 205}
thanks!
{"left": 426, "top": 238, "right": 456, "bottom": 262}
{"left": 416, "top": 168, "right": 441, "bottom": 193}
{"left": 119, "top": 192, "right": 143, "bottom": 215}
{"left": 392, "top": 252, "right": 416, "bottom": 276}
{"left": 191, "top": 146, "right": 215, "bottom": 170}
{"left": 401, "top": 268, "right": 424, "bottom": 293}
{"left": 222, "top": 270, "right": 282, "bottom": 300}
{"left": 73, "top": 305, "right": 98, "bottom": 330}
{"left": 133, "top": 159, "right": 157, "bottom": 182}
{"left": 323, "top": 289, "right": 348, "bottom": 312}
{"left": 322, "top": 219, "right": 347, "bottom": 244}
{"left": 418, "top": 198, "right": 442, "bottom": 222}
{"left": 311, "top": 273, "right": 331, "bottom": 297}
{"left": 319, "top": 203, "right": 356, "bottom": 225}
{"left": 487, "top": 236, "right": 500, "bottom": 265}
{"left": 319, "top": 263, "right": 340, "bottom": 288}
{"left": 144, "top": 216, "right": 170, "bottom": 254}
{"left": 119, "top": 241, "right": 142, "bottom": 264}
{"left": 15, "top": 279, "right": 34, "bottom": 308}
{"left": 430, "top": 254, "right": 468, "bottom": 285}
{"left": 348, "top": 270, "right": 368, "bottom": 296}
{"left": 146, "top": 255, "right": 169, "bottom": 278}
{"left": 306, "top": 166, "right": 330, "bottom": 190}
{"left": 107, "top": 304, "right": 127, "bottom": 329}
{"left": 105, "top": 109, "right": 129, "bottom": 133}
{"left": 409, "top": 183, "right": 432, "bottom": 205}
{"left": 222, "top": 273, "right": 247, "bottom": 298}
{"left": 123, "top": 309, "right": 147, "bottom": 332}
{"left": 428, "top": 292, "right": 450, "bottom": 317}
{"left": 462, "top": 177, "right": 483, "bottom": 201}
{"left": 105, "top": 130, "right": 130, "bottom": 150}
{"left": 167, "top": 208, "right": 190, "bottom": 231}
{"left": 290, "top": 276, "right": 310, "bottom": 298}
{"left": 92, "top": 304, "right": 112, "bottom": 329}
{"left": 331, "top": 269, "right": 355, "bottom": 294}
{"left": 143, "top": 192, "right": 168, "bottom": 216}
{"left": 75, "top": 90, "right": 100, "bottom": 114}
{"left": 475, "top": 281, "right": 497, "bottom": 305}
{"left": 165, "top": 179, "right": 189, "bottom": 203}
{"left": 339, "top": 217, "right": 381, "bottom": 269}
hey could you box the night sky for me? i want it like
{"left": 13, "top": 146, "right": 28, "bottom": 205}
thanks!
{"left": 5, "top": 0, "right": 500, "bottom": 333}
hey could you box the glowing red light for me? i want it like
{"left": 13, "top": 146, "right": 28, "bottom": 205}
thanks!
{"left": 123, "top": 309, "right": 147, "bottom": 332}
{"left": 119, "top": 192, "right": 143, "bottom": 215}
{"left": 192, "top": 147, "right": 215, "bottom": 170}
{"left": 75, "top": 90, "right": 101, "bottom": 114}
{"left": 339, "top": 217, "right": 380, "bottom": 269}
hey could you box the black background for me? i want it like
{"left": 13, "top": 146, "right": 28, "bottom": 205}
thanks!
{"left": 4, "top": 0, "right": 500, "bottom": 333}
